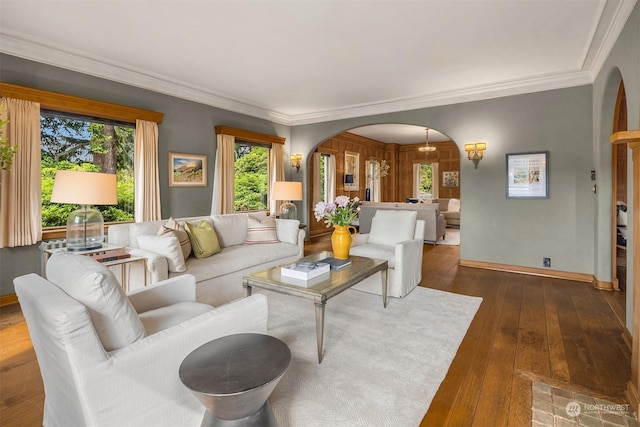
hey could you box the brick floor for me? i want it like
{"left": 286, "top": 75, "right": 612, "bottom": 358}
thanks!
{"left": 531, "top": 382, "right": 639, "bottom": 427}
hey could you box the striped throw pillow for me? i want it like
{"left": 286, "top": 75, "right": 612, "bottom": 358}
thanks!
{"left": 245, "top": 216, "right": 278, "bottom": 244}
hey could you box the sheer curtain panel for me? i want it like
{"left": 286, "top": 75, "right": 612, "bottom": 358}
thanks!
{"left": 0, "top": 98, "right": 41, "bottom": 247}
{"left": 134, "top": 120, "right": 161, "bottom": 222}
{"left": 212, "top": 134, "right": 235, "bottom": 215}
{"left": 269, "top": 143, "right": 285, "bottom": 215}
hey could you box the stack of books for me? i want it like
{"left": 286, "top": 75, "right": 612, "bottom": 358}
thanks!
{"left": 90, "top": 251, "right": 131, "bottom": 263}
{"left": 318, "top": 257, "right": 352, "bottom": 271}
{"left": 281, "top": 261, "right": 330, "bottom": 280}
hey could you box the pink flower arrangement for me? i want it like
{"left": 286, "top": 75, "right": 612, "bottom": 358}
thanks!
{"left": 313, "top": 195, "right": 360, "bottom": 227}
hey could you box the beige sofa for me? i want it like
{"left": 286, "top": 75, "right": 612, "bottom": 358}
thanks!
{"left": 108, "top": 212, "right": 305, "bottom": 306}
{"left": 357, "top": 201, "right": 446, "bottom": 244}
{"left": 434, "top": 198, "right": 460, "bottom": 227}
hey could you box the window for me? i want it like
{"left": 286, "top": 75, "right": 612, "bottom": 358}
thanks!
{"left": 413, "top": 162, "right": 439, "bottom": 200}
{"left": 234, "top": 142, "right": 269, "bottom": 212}
{"left": 41, "top": 111, "right": 135, "bottom": 227}
{"left": 319, "top": 153, "right": 329, "bottom": 202}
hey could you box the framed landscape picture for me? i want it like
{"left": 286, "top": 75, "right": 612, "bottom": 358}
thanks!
{"left": 506, "top": 151, "right": 549, "bottom": 199}
{"left": 442, "top": 171, "right": 459, "bottom": 187}
{"left": 169, "top": 152, "right": 207, "bottom": 187}
{"left": 344, "top": 151, "right": 359, "bottom": 191}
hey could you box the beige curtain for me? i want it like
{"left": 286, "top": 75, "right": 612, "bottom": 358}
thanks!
{"left": 269, "top": 143, "right": 285, "bottom": 215}
{"left": 312, "top": 153, "right": 321, "bottom": 205}
{"left": 326, "top": 154, "right": 336, "bottom": 202}
{"left": 0, "top": 98, "right": 41, "bottom": 248}
{"left": 212, "top": 134, "right": 235, "bottom": 215}
{"left": 134, "top": 120, "right": 161, "bottom": 221}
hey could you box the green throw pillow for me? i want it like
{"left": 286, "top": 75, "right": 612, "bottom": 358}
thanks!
{"left": 184, "top": 220, "right": 221, "bottom": 259}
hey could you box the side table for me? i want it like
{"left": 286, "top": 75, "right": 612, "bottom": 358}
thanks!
{"left": 179, "top": 333, "right": 291, "bottom": 426}
{"left": 41, "top": 243, "right": 146, "bottom": 291}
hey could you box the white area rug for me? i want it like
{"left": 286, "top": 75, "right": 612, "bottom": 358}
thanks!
{"left": 437, "top": 228, "right": 460, "bottom": 246}
{"left": 260, "top": 286, "right": 482, "bottom": 426}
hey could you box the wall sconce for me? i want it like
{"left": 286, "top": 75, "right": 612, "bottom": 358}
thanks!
{"left": 290, "top": 153, "right": 302, "bottom": 172}
{"left": 464, "top": 142, "right": 487, "bottom": 168}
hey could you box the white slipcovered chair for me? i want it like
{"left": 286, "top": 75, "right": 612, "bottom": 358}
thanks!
{"left": 350, "top": 210, "right": 425, "bottom": 298}
{"left": 14, "top": 252, "right": 268, "bottom": 427}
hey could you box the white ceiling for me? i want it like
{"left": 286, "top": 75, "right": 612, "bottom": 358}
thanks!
{"left": 0, "top": 0, "right": 636, "bottom": 134}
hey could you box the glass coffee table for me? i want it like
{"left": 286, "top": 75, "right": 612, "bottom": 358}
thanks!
{"left": 243, "top": 251, "right": 388, "bottom": 363}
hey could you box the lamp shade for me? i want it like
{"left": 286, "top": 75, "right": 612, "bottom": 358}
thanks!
{"left": 51, "top": 170, "right": 118, "bottom": 205}
{"left": 271, "top": 181, "right": 302, "bottom": 201}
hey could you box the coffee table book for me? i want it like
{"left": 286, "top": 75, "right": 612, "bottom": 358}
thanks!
{"left": 281, "top": 261, "right": 330, "bottom": 280}
{"left": 318, "top": 257, "right": 352, "bottom": 270}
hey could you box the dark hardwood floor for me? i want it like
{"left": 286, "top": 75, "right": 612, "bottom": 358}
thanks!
{"left": 0, "top": 237, "right": 631, "bottom": 426}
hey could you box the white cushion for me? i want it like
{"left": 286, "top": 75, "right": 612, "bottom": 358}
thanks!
{"left": 211, "top": 215, "right": 248, "bottom": 247}
{"left": 245, "top": 216, "right": 278, "bottom": 244}
{"left": 138, "top": 301, "right": 212, "bottom": 335}
{"left": 45, "top": 252, "right": 146, "bottom": 351}
{"left": 448, "top": 198, "right": 460, "bottom": 213}
{"left": 368, "top": 210, "right": 417, "bottom": 246}
{"left": 350, "top": 243, "right": 396, "bottom": 268}
{"left": 157, "top": 217, "right": 191, "bottom": 259}
{"left": 276, "top": 219, "right": 300, "bottom": 244}
{"left": 138, "top": 235, "right": 187, "bottom": 273}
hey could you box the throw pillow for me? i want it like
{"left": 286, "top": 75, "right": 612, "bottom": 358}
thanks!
{"left": 368, "top": 210, "right": 417, "bottom": 246}
{"left": 157, "top": 217, "right": 191, "bottom": 259}
{"left": 138, "top": 234, "right": 187, "bottom": 273}
{"left": 184, "top": 220, "right": 221, "bottom": 258}
{"left": 275, "top": 219, "right": 300, "bottom": 245}
{"left": 245, "top": 216, "right": 278, "bottom": 244}
{"left": 45, "top": 252, "right": 146, "bottom": 352}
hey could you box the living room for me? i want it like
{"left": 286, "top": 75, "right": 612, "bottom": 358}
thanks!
{"left": 0, "top": 1, "right": 639, "bottom": 425}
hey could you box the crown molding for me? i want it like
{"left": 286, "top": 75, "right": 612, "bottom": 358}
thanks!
{"left": 582, "top": 0, "right": 637, "bottom": 76}
{"left": 0, "top": 31, "right": 598, "bottom": 127}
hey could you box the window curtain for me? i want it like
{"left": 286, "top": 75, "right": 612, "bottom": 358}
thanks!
{"left": 373, "top": 162, "right": 381, "bottom": 202}
{"left": 211, "top": 134, "right": 235, "bottom": 215}
{"left": 326, "top": 154, "right": 336, "bottom": 202}
{"left": 0, "top": 98, "right": 41, "bottom": 248}
{"left": 269, "top": 143, "right": 285, "bottom": 215}
{"left": 431, "top": 162, "right": 439, "bottom": 199}
{"left": 313, "top": 153, "right": 321, "bottom": 205}
{"left": 134, "top": 120, "right": 161, "bottom": 222}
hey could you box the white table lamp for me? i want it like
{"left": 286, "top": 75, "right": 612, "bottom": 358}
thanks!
{"left": 271, "top": 181, "right": 302, "bottom": 220}
{"left": 50, "top": 170, "right": 118, "bottom": 251}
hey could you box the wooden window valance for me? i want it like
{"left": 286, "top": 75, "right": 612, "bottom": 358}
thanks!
{"left": 0, "top": 83, "right": 163, "bottom": 124}
{"left": 215, "top": 125, "right": 285, "bottom": 145}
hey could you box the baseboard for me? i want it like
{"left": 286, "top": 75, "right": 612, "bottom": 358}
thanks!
{"left": 458, "top": 259, "right": 596, "bottom": 284}
{"left": 0, "top": 293, "right": 18, "bottom": 307}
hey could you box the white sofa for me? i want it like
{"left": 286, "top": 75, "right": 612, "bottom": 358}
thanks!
{"left": 14, "top": 252, "right": 269, "bottom": 427}
{"left": 351, "top": 210, "right": 425, "bottom": 298}
{"left": 108, "top": 212, "right": 305, "bottom": 306}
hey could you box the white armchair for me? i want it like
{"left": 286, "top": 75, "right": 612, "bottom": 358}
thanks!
{"left": 350, "top": 210, "right": 425, "bottom": 298}
{"left": 14, "top": 252, "right": 268, "bottom": 427}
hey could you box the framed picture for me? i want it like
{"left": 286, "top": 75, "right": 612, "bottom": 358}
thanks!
{"left": 344, "top": 151, "right": 359, "bottom": 191}
{"left": 169, "top": 152, "right": 207, "bottom": 187}
{"left": 442, "top": 171, "right": 459, "bottom": 188}
{"left": 506, "top": 151, "right": 549, "bottom": 199}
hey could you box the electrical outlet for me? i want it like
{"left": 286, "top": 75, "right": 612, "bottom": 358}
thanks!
{"left": 543, "top": 258, "right": 551, "bottom": 268}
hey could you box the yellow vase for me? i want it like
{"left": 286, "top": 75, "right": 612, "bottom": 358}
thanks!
{"left": 331, "top": 225, "right": 357, "bottom": 259}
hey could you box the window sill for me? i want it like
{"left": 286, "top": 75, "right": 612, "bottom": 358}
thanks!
{"left": 42, "top": 221, "right": 134, "bottom": 241}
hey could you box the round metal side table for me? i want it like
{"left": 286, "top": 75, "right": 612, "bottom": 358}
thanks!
{"left": 179, "top": 333, "right": 291, "bottom": 427}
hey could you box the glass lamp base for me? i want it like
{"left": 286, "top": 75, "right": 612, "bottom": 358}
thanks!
{"left": 279, "top": 201, "right": 297, "bottom": 220}
{"left": 66, "top": 205, "right": 105, "bottom": 251}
